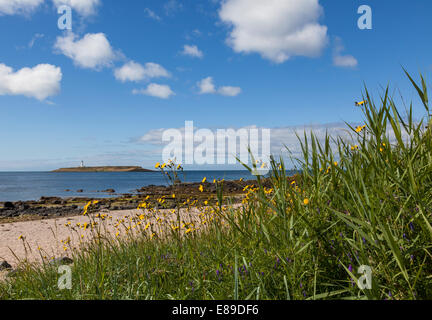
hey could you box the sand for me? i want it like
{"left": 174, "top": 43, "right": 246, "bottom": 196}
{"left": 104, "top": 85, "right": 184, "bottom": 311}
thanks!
{"left": 0, "top": 206, "right": 221, "bottom": 270}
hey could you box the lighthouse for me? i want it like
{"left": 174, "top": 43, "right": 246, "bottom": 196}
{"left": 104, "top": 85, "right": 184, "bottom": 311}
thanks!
{"left": 80, "top": 161, "right": 84, "bottom": 168}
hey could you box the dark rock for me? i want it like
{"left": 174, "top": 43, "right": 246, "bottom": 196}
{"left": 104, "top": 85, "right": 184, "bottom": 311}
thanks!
{"left": 76, "top": 189, "right": 84, "bottom": 193}
{"left": 7, "top": 211, "right": 18, "bottom": 218}
{"left": 4, "top": 202, "right": 14, "bottom": 209}
{"left": 0, "top": 260, "right": 12, "bottom": 271}
{"left": 17, "top": 203, "right": 30, "bottom": 210}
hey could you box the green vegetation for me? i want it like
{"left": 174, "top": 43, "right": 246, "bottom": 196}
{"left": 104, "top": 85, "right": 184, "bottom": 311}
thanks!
{"left": 1, "top": 72, "right": 431, "bottom": 300}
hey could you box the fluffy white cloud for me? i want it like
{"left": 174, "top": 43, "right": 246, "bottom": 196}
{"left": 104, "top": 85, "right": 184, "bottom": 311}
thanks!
{"left": 52, "top": 0, "right": 100, "bottom": 17}
{"left": 197, "top": 77, "right": 241, "bottom": 97}
{"left": 197, "top": 77, "right": 216, "bottom": 94}
{"left": 114, "top": 61, "right": 170, "bottom": 83}
{"left": 219, "top": 0, "right": 328, "bottom": 63}
{"left": 218, "top": 86, "right": 242, "bottom": 97}
{"left": 54, "top": 32, "right": 117, "bottom": 70}
{"left": 133, "top": 83, "right": 175, "bottom": 99}
{"left": 181, "top": 45, "right": 204, "bottom": 58}
{"left": 0, "top": 0, "right": 43, "bottom": 15}
{"left": 333, "top": 37, "right": 358, "bottom": 68}
{"left": 333, "top": 55, "right": 358, "bottom": 68}
{"left": 0, "top": 63, "right": 62, "bottom": 100}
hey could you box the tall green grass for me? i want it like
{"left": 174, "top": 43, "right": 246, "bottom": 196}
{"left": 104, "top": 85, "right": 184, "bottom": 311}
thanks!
{"left": 1, "top": 72, "right": 431, "bottom": 300}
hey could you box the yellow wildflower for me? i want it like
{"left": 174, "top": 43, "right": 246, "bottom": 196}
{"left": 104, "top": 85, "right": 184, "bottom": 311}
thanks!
{"left": 355, "top": 125, "right": 367, "bottom": 133}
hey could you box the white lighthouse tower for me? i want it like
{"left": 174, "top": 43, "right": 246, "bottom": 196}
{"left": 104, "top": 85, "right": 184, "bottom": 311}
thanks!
{"left": 80, "top": 161, "right": 84, "bottom": 168}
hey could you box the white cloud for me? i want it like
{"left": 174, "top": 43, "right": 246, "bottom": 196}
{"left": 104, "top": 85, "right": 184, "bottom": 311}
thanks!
{"left": 54, "top": 32, "right": 117, "bottom": 70}
{"left": 136, "top": 123, "right": 353, "bottom": 160}
{"left": 136, "top": 122, "right": 365, "bottom": 162}
{"left": 197, "top": 77, "right": 216, "bottom": 94}
{"left": 0, "top": 0, "right": 43, "bottom": 15}
{"left": 131, "top": 121, "right": 414, "bottom": 170}
{"left": 114, "top": 61, "right": 170, "bottom": 83}
{"left": 0, "top": 63, "right": 62, "bottom": 100}
{"left": 144, "top": 7, "right": 161, "bottom": 20}
{"left": 218, "top": 86, "right": 242, "bottom": 97}
{"left": 52, "top": 0, "right": 100, "bottom": 17}
{"left": 181, "top": 45, "right": 204, "bottom": 58}
{"left": 133, "top": 83, "right": 175, "bottom": 99}
{"left": 197, "top": 77, "right": 241, "bottom": 97}
{"left": 333, "top": 55, "right": 358, "bottom": 68}
{"left": 333, "top": 37, "right": 358, "bottom": 68}
{"left": 219, "top": 0, "right": 328, "bottom": 63}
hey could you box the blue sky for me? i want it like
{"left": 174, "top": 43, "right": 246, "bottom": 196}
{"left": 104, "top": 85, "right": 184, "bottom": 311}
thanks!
{"left": 0, "top": 0, "right": 431, "bottom": 171}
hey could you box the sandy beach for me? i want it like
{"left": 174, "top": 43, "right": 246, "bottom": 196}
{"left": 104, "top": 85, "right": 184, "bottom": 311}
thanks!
{"left": 0, "top": 206, "right": 219, "bottom": 271}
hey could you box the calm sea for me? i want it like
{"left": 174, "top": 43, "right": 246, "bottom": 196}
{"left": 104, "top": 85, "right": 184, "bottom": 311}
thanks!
{"left": 0, "top": 171, "right": 282, "bottom": 202}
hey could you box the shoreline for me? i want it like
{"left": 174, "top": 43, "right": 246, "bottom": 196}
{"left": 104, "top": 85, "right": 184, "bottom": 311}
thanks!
{"left": 0, "top": 176, "right": 282, "bottom": 271}
{"left": 0, "top": 178, "right": 280, "bottom": 224}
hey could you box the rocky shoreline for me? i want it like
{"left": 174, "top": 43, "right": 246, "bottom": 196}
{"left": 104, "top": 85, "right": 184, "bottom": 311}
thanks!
{"left": 0, "top": 178, "right": 282, "bottom": 222}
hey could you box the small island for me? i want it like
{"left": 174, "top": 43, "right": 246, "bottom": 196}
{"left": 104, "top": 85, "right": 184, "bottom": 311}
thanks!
{"left": 52, "top": 166, "right": 154, "bottom": 172}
